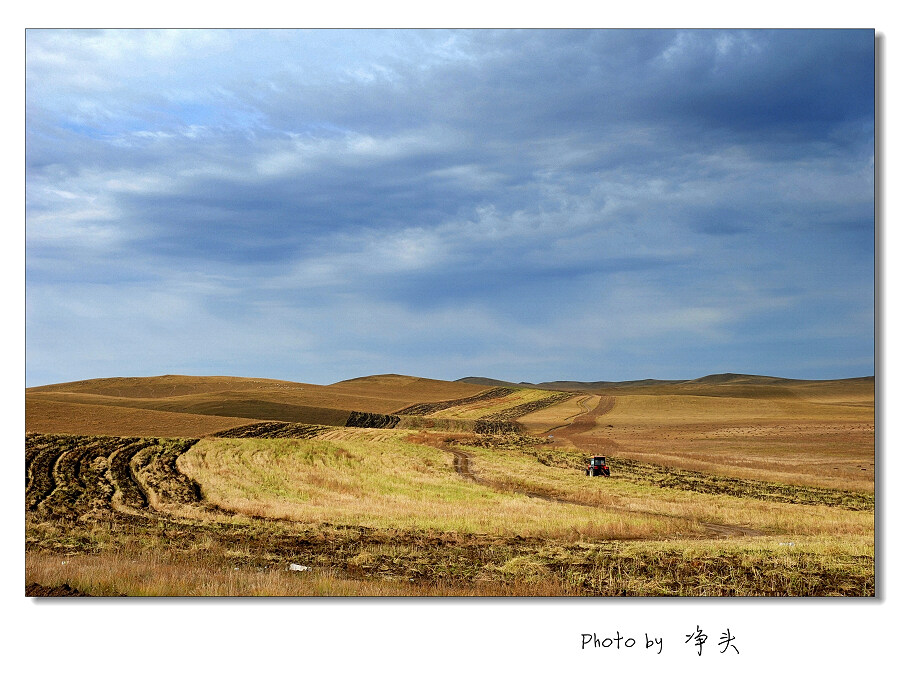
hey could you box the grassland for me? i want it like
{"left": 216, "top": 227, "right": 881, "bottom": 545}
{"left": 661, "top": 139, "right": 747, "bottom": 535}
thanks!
{"left": 25, "top": 372, "right": 875, "bottom": 596}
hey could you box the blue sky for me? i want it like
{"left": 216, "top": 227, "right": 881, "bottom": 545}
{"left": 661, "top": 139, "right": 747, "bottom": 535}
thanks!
{"left": 25, "top": 29, "right": 875, "bottom": 386}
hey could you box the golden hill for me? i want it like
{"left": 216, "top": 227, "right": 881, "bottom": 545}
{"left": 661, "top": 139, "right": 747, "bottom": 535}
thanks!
{"left": 26, "top": 373, "right": 486, "bottom": 437}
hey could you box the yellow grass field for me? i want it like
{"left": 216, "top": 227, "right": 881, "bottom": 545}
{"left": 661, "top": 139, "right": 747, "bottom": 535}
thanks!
{"left": 25, "top": 373, "right": 875, "bottom": 596}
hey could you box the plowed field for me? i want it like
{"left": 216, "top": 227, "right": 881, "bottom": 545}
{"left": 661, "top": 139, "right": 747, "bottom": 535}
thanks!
{"left": 26, "top": 433, "right": 202, "bottom": 519}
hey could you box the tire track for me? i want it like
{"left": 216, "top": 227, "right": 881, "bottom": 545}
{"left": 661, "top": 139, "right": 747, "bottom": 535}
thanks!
{"left": 549, "top": 395, "right": 620, "bottom": 457}
{"left": 541, "top": 394, "right": 595, "bottom": 435}
{"left": 563, "top": 395, "right": 616, "bottom": 437}
{"left": 452, "top": 448, "right": 477, "bottom": 482}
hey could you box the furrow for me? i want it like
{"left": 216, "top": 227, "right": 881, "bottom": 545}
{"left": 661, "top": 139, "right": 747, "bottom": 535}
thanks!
{"left": 108, "top": 440, "right": 152, "bottom": 510}
{"left": 26, "top": 447, "right": 64, "bottom": 510}
{"left": 394, "top": 387, "right": 516, "bottom": 416}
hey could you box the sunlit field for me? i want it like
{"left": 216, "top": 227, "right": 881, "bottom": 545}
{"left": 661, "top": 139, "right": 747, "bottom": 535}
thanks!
{"left": 26, "top": 373, "right": 874, "bottom": 596}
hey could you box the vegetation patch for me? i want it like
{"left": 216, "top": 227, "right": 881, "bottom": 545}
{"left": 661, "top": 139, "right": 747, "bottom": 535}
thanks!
{"left": 473, "top": 420, "right": 525, "bottom": 435}
{"left": 25, "top": 516, "right": 874, "bottom": 596}
{"left": 482, "top": 391, "right": 573, "bottom": 421}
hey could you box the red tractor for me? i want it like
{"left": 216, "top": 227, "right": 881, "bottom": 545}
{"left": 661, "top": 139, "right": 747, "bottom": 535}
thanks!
{"left": 585, "top": 455, "right": 610, "bottom": 477}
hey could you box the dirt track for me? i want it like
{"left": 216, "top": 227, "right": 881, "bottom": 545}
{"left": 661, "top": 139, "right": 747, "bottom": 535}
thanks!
{"left": 554, "top": 395, "right": 616, "bottom": 438}
{"left": 541, "top": 394, "right": 596, "bottom": 435}
{"left": 452, "top": 448, "right": 477, "bottom": 481}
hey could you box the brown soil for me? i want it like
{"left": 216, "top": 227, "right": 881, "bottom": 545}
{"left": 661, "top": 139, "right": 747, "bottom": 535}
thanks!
{"left": 554, "top": 395, "right": 617, "bottom": 439}
{"left": 26, "top": 582, "right": 94, "bottom": 597}
{"left": 210, "top": 422, "right": 330, "bottom": 439}
{"left": 452, "top": 448, "right": 477, "bottom": 482}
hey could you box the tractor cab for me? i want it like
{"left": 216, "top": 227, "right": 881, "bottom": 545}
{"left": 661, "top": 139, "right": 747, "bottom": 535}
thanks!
{"left": 585, "top": 456, "right": 610, "bottom": 477}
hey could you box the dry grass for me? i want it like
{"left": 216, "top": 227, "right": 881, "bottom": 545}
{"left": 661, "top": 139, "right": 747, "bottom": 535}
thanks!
{"left": 462, "top": 441, "right": 873, "bottom": 538}
{"left": 26, "top": 549, "right": 581, "bottom": 597}
{"left": 178, "top": 435, "right": 698, "bottom": 540}
{"left": 25, "top": 531, "right": 874, "bottom": 597}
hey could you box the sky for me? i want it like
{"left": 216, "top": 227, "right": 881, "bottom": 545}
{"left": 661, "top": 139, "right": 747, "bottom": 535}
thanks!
{"left": 25, "top": 29, "right": 875, "bottom": 387}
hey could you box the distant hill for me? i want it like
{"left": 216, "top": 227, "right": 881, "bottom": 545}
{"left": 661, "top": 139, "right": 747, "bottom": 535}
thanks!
{"left": 689, "top": 373, "right": 796, "bottom": 385}
{"left": 26, "top": 371, "right": 874, "bottom": 437}
{"left": 455, "top": 376, "right": 529, "bottom": 388}
{"left": 457, "top": 373, "right": 875, "bottom": 398}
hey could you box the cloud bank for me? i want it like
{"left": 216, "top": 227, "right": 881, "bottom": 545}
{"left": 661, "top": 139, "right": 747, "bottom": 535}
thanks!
{"left": 26, "top": 29, "right": 875, "bottom": 385}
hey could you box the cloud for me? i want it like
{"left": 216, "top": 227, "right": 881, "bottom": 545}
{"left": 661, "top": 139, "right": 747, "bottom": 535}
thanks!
{"left": 25, "top": 29, "right": 875, "bottom": 385}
